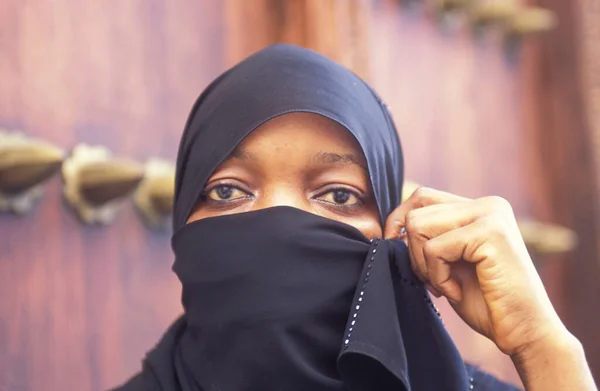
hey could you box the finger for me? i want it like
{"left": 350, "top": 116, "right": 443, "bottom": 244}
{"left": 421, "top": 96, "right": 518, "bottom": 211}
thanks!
{"left": 403, "top": 202, "right": 478, "bottom": 283}
{"left": 421, "top": 219, "right": 499, "bottom": 303}
{"left": 403, "top": 199, "right": 500, "bottom": 239}
{"left": 422, "top": 230, "right": 465, "bottom": 303}
{"left": 406, "top": 227, "right": 428, "bottom": 282}
{"left": 426, "top": 284, "right": 443, "bottom": 298}
{"left": 384, "top": 187, "right": 471, "bottom": 239}
{"left": 394, "top": 195, "right": 513, "bottom": 248}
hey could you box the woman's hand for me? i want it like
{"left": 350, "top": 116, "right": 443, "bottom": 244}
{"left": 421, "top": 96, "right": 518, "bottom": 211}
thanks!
{"left": 384, "top": 187, "right": 570, "bottom": 357}
{"left": 384, "top": 188, "right": 600, "bottom": 391}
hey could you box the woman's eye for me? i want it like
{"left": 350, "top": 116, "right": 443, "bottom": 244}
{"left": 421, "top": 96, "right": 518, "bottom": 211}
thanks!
{"left": 317, "top": 189, "right": 362, "bottom": 205}
{"left": 206, "top": 185, "right": 249, "bottom": 201}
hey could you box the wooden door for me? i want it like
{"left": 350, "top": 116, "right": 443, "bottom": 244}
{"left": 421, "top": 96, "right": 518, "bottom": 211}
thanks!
{"left": 1, "top": 1, "right": 598, "bottom": 390}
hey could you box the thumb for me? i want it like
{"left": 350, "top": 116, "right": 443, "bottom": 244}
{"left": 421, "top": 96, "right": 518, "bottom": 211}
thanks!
{"left": 384, "top": 199, "right": 415, "bottom": 239}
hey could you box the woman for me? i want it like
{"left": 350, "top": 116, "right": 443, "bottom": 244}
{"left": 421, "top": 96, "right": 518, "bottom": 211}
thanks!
{"left": 115, "top": 44, "right": 596, "bottom": 390}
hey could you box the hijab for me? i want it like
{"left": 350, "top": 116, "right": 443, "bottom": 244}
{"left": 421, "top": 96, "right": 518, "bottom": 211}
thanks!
{"left": 115, "top": 44, "right": 520, "bottom": 391}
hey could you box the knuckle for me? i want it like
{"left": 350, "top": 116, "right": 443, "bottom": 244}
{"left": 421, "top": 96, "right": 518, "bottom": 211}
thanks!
{"left": 479, "top": 216, "right": 510, "bottom": 243}
{"left": 422, "top": 240, "right": 437, "bottom": 260}
{"left": 483, "top": 196, "right": 513, "bottom": 215}
{"left": 413, "top": 186, "right": 433, "bottom": 200}
{"left": 405, "top": 210, "right": 420, "bottom": 232}
{"left": 478, "top": 242, "right": 499, "bottom": 261}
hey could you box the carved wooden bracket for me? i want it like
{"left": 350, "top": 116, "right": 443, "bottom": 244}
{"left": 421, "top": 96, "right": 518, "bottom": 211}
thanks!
{"left": 468, "top": 0, "right": 519, "bottom": 26}
{"left": 505, "top": 6, "right": 557, "bottom": 37}
{"left": 430, "top": 0, "right": 472, "bottom": 13}
{"left": 0, "top": 130, "right": 64, "bottom": 214}
{"left": 134, "top": 158, "right": 175, "bottom": 229}
{"left": 430, "top": 0, "right": 557, "bottom": 38}
{"left": 62, "top": 144, "right": 144, "bottom": 225}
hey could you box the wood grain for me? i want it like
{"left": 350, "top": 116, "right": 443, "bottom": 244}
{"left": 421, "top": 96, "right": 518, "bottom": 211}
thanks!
{"left": 529, "top": 0, "right": 600, "bottom": 380}
{"left": 1, "top": 0, "right": 596, "bottom": 389}
{"left": 0, "top": 2, "right": 224, "bottom": 389}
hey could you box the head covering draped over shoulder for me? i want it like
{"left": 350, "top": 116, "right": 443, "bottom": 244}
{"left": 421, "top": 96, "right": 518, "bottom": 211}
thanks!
{"left": 173, "top": 44, "right": 403, "bottom": 231}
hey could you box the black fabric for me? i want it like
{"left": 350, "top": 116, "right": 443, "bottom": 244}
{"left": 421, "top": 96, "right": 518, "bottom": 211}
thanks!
{"left": 175, "top": 207, "right": 369, "bottom": 390}
{"left": 114, "top": 44, "right": 521, "bottom": 391}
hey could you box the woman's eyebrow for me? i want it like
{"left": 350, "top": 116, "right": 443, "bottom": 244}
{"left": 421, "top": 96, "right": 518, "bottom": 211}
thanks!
{"left": 313, "top": 151, "right": 368, "bottom": 172}
{"left": 229, "top": 148, "right": 256, "bottom": 161}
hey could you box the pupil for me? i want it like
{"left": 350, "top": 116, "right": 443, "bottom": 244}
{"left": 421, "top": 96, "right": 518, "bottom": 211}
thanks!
{"left": 333, "top": 190, "right": 350, "bottom": 204}
{"left": 216, "top": 186, "right": 233, "bottom": 199}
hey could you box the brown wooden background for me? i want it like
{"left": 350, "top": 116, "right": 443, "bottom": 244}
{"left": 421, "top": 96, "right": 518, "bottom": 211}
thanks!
{"left": 0, "top": 0, "right": 598, "bottom": 390}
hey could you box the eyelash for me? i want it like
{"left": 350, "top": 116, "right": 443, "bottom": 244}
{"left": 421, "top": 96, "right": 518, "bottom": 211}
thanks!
{"left": 313, "top": 186, "right": 365, "bottom": 209}
{"left": 201, "top": 182, "right": 253, "bottom": 205}
{"left": 200, "top": 182, "right": 366, "bottom": 212}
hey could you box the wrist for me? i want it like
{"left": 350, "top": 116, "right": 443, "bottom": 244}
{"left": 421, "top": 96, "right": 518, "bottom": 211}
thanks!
{"left": 511, "top": 329, "right": 583, "bottom": 380}
{"left": 512, "top": 326, "right": 578, "bottom": 360}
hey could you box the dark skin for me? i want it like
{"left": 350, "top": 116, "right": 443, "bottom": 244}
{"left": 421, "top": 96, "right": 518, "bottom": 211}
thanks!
{"left": 188, "top": 112, "right": 596, "bottom": 391}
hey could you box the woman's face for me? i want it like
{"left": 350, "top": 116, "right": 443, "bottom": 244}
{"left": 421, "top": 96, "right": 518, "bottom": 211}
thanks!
{"left": 187, "top": 112, "right": 383, "bottom": 239}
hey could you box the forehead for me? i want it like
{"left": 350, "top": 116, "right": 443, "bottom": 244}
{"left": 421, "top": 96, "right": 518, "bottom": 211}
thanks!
{"left": 232, "top": 112, "right": 367, "bottom": 161}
